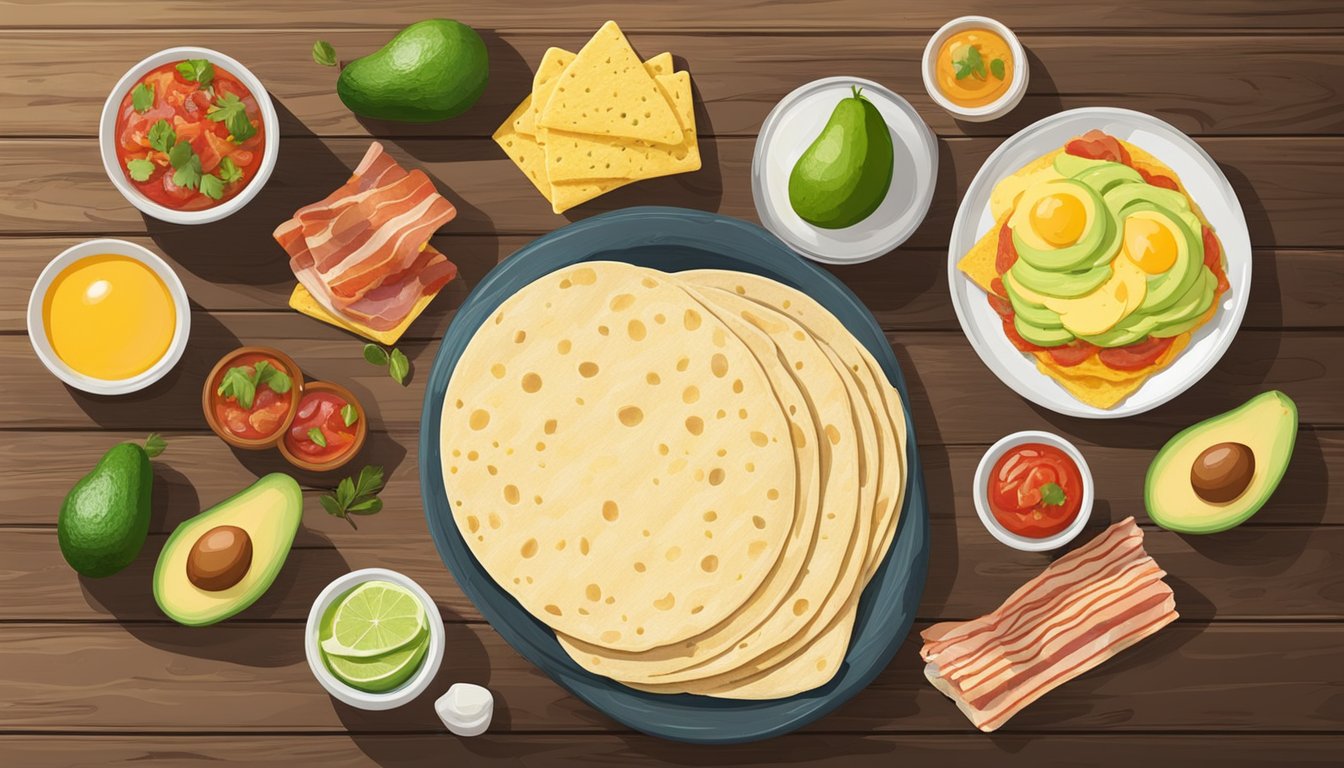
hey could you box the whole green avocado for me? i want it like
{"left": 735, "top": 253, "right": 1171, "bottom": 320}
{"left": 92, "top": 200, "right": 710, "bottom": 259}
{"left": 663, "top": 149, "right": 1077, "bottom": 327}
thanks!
{"left": 58, "top": 440, "right": 157, "bottom": 578}
{"left": 338, "top": 19, "right": 489, "bottom": 122}
{"left": 789, "top": 86, "right": 894, "bottom": 229}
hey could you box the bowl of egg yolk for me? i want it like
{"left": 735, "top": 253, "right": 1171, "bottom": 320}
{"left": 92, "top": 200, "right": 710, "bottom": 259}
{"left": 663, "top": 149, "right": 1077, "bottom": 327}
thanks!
{"left": 28, "top": 239, "right": 190, "bottom": 396}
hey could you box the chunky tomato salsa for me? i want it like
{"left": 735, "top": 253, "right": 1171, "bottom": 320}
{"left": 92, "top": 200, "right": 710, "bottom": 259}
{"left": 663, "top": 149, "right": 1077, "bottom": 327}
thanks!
{"left": 211, "top": 353, "right": 294, "bottom": 441}
{"left": 987, "top": 442, "right": 1085, "bottom": 539}
{"left": 114, "top": 59, "right": 265, "bottom": 210}
{"left": 285, "top": 389, "right": 361, "bottom": 464}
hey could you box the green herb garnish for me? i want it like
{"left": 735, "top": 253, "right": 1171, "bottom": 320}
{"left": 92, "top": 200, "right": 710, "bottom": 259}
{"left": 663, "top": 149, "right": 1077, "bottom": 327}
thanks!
{"left": 198, "top": 173, "right": 224, "bottom": 199}
{"left": 341, "top": 403, "right": 358, "bottom": 427}
{"left": 320, "top": 465, "right": 385, "bottom": 529}
{"left": 362, "top": 343, "right": 389, "bottom": 366}
{"left": 206, "top": 92, "right": 256, "bottom": 143}
{"left": 143, "top": 433, "right": 167, "bottom": 458}
{"left": 131, "top": 82, "right": 155, "bottom": 113}
{"left": 216, "top": 360, "right": 293, "bottom": 410}
{"left": 217, "top": 157, "right": 243, "bottom": 183}
{"left": 989, "top": 57, "right": 1006, "bottom": 80}
{"left": 362, "top": 343, "right": 410, "bottom": 386}
{"left": 126, "top": 158, "right": 155, "bottom": 182}
{"left": 1039, "top": 482, "right": 1067, "bottom": 507}
{"left": 175, "top": 59, "right": 214, "bottom": 87}
{"left": 169, "top": 141, "right": 202, "bottom": 190}
{"left": 312, "top": 40, "right": 338, "bottom": 68}
{"left": 147, "top": 119, "right": 175, "bottom": 153}
{"left": 953, "top": 44, "right": 985, "bottom": 80}
{"left": 308, "top": 427, "right": 328, "bottom": 448}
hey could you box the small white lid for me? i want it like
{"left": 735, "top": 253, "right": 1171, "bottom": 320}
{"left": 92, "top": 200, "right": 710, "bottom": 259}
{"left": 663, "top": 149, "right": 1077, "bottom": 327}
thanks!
{"left": 436, "top": 683, "right": 493, "bottom": 737}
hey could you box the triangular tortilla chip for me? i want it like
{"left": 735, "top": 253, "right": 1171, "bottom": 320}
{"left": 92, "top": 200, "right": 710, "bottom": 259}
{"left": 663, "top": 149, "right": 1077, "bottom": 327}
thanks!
{"left": 549, "top": 178, "right": 631, "bottom": 214}
{"left": 538, "top": 20, "right": 684, "bottom": 145}
{"left": 545, "top": 70, "right": 700, "bottom": 183}
{"left": 515, "top": 47, "right": 575, "bottom": 140}
{"left": 494, "top": 95, "right": 553, "bottom": 203}
{"left": 1033, "top": 331, "right": 1192, "bottom": 409}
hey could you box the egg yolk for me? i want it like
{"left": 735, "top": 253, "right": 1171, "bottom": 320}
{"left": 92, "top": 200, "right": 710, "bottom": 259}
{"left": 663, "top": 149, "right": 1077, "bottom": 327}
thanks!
{"left": 1123, "top": 217, "right": 1179, "bottom": 273}
{"left": 1029, "top": 193, "right": 1087, "bottom": 247}
{"left": 43, "top": 254, "right": 175, "bottom": 381}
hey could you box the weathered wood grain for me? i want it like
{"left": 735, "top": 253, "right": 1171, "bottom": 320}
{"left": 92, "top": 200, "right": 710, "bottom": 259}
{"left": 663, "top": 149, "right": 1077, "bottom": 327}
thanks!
{"left": 5, "top": 32, "right": 1343, "bottom": 139}
{"left": 2, "top": 138, "right": 1342, "bottom": 249}
{"left": 4, "top": 734, "right": 1343, "bottom": 768}
{"left": 3, "top": 237, "right": 1340, "bottom": 332}
{"left": 0, "top": 621, "right": 1338, "bottom": 733}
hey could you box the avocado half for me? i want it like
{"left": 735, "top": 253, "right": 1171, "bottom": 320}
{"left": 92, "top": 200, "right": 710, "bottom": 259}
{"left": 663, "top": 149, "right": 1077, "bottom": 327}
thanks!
{"left": 1145, "top": 391, "right": 1297, "bottom": 534}
{"left": 153, "top": 473, "right": 303, "bottom": 626}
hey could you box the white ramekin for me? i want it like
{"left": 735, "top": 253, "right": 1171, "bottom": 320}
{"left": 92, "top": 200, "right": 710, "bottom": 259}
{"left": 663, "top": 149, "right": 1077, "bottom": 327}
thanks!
{"left": 922, "top": 16, "right": 1029, "bottom": 122}
{"left": 973, "top": 430, "right": 1093, "bottom": 552}
{"left": 27, "top": 238, "right": 191, "bottom": 396}
{"left": 305, "top": 568, "right": 446, "bottom": 711}
{"left": 99, "top": 46, "right": 279, "bottom": 224}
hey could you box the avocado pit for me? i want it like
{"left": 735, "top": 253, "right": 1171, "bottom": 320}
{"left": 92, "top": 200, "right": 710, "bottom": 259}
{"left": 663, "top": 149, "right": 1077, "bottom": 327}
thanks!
{"left": 187, "top": 525, "right": 253, "bottom": 591}
{"left": 1190, "top": 442, "right": 1255, "bottom": 504}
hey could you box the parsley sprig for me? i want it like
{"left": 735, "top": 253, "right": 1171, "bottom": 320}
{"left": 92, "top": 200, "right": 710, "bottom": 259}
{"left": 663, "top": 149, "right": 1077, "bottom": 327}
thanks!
{"left": 320, "top": 465, "right": 385, "bottom": 529}
{"left": 131, "top": 82, "right": 155, "bottom": 113}
{"left": 131, "top": 117, "right": 246, "bottom": 199}
{"left": 206, "top": 92, "right": 257, "bottom": 143}
{"left": 175, "top": 59, "right": 215, "bottom": 87}
{"left": 952, "top": 44, "right": 1007, "bottom": 82}
{"left": 216, "top": 360, "right": 293, "bottom": 410}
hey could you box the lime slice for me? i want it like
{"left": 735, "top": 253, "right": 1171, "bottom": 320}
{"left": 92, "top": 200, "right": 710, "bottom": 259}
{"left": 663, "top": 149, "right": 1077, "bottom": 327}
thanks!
{"left": 326, "top": 632, "right": 429, "bottom": 693}
{"left": 320, "top": 580, "right": 426, "bottom": 658}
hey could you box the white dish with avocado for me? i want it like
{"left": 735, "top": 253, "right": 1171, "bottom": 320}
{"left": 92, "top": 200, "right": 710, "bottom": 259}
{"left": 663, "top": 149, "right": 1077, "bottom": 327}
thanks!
{"left": 752, "top": 77, "right": 937, "bottom": 265}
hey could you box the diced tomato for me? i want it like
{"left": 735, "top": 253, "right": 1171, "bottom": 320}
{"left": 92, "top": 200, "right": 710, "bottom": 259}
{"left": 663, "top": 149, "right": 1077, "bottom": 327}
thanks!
{"left": 1202, "top": 225, "right": 1231, "bottom": 294}
{"left": 988, "top": 293, "right": 1014, "bottom": 318}
{"left": 995, "top": 219, "right": 1018, "bottom": 275}
{"left": 192, "top": 133, "right": 222, "bottom": 173}
{"left": 173, "top": 118, "right": 203, "bottom": 142}
{"left": 1065, "top": 129, "right": 1132, "bottom": 166}
{"left": 1097, "top": 336, "right": 1175, "bottom": 371}
{"left": 1045, "top": 340, "right": 1099, "bottom": 367}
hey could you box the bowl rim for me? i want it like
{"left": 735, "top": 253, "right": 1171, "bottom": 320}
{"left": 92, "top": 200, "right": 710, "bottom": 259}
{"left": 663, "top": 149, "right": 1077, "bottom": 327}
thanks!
{"left": 26, "top": 238, "right": 191, "bottom": 396}
{"left": 201, "top": 345, "right": 305, "bottom": 450}
{"left": 99, "top": 45, "right": 279, "bottom": 225}
{"left": 921, "top": 15, "right": 1029, "bottom": 120}
{"left": 305, "top": 568, "right": 445, "bottom": 711}
{"left": 276, "top": 379, "right": 369, "bottom": 472}
{"left": 972, "top": 430, "right": 1094, "bottom": 552}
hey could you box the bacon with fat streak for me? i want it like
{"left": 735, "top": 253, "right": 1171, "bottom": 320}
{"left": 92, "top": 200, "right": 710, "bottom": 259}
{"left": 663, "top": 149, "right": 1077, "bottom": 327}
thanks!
{"left": 920, "top": 517, "right": 1177, "bottom": 732}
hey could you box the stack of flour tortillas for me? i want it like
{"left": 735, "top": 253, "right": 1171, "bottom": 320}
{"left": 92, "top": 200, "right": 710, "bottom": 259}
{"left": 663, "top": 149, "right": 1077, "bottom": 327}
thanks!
{"left": 493, "top": 21, "right": 702, "bottom": 214}
{"left": 442, "top": 261, "right": 907, "bottom": 699}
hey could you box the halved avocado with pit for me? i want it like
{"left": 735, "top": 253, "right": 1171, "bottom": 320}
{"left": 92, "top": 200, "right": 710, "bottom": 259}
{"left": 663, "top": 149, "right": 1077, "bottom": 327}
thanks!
{"left": 1145, "top": 391, "right": 1297, "bottom": 534}
{"left": 153, "top": 473, "right": 303, "bottom": 626}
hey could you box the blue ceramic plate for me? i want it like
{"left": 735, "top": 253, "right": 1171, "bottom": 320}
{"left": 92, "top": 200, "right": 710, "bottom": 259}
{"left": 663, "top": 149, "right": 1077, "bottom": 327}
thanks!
{"left": 420, "top": 207, "right": 929, "bottom": 744}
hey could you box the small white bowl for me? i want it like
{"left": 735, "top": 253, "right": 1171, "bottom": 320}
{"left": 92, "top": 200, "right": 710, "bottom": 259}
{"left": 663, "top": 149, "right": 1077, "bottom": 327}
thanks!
{"left": 27, "top": 238, "right": 190, "bottom": 396}
{"left": 305, "top": 568, "right": 445, "bottom": 711}
{"left": 99, "top": 46, "right": 279, "bottom": 225}
{"left": 922, "top": 16, "right": 1029, "bottom": 122}
{"left": 973, "top": 430, "right": 1093, "bottom": 552}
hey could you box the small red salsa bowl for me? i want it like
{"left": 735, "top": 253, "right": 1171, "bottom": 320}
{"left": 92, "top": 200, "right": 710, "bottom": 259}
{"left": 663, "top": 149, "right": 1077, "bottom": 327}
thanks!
{"left": 202, "top": 346, "right": 303, "bottom": 450}
{"left": 278, "top": 380, "right": 367, "bottom": 472}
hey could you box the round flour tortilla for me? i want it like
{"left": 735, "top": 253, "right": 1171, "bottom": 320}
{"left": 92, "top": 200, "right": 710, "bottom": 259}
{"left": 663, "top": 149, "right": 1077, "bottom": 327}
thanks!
{"left": 442, "top": 262, "right": 797, "bottom": 652}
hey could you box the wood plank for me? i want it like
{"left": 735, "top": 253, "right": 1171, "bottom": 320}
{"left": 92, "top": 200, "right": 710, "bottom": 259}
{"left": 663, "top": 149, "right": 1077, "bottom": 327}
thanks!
{"left": 0, "top": 319, "right": 1337, "bottom": 442}
{"left": 4, "top": 237, "right": 1340, "bottom": 332}
{"left": 4, "top": 1, "right": 1341, "bottom": 31}
{"left": 4, "top": 512, "right": 1342, "bottom": 622}
{"left": 1, "top": 138, "right": 1342, "bottom": 249}
{"left": 0, "top": 621, "right": 1337, "bottom": 733}
{"left": 5, "top": 33, "right": 1343, "bottom": 139}
{"left": 4, "top": 734, "right": 1343, "bottom": 767}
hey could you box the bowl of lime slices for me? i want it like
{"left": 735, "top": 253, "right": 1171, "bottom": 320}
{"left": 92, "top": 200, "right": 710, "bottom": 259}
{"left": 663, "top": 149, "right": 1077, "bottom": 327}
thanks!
{"left": 306, "top": 568, "right": 444, "bottom": 710}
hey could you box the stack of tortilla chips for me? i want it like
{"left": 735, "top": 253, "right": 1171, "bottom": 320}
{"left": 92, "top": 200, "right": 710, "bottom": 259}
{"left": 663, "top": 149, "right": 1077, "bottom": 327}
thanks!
{"left": 493, "top": 20, "right": 701, "bottom": 214}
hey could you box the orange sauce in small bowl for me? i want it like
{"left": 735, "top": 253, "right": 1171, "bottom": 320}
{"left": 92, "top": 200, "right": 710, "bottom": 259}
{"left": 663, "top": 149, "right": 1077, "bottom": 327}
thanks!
{"left": 935, "top": 28, "right": 1015, "bottom": 108}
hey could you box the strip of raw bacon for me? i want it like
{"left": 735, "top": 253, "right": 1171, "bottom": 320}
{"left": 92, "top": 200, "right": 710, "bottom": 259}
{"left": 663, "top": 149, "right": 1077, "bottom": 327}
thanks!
{"left": 341, "top": 247, "right": 459, "bottom": 331}
{"left": 302, "top": 168, "right": 440, "bottom": 273}
{"left": 920, "top": 518, "right": 1177, "bottom": 732}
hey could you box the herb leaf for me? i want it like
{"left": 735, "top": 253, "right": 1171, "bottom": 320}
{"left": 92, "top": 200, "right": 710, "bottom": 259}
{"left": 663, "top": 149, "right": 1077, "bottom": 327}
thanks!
{"left": 147, "top": 119, "right": 176, "bottom": 154}
{"left": 312, "top": 40, "right": 338, "bottom": 67}
{"left": 953, "top": 44, "right": 985, "bottom": 80}
{"left": 168, "top": 141, "right": 201, "bottom": 190}
{"left": 198, "top": 173, "right": 225, "bottom": 200}
{"left": 253, "top": 361, "right": 293, "bottom": 394}
{"left": 308, "top": 427, "right": 328, "bottom": 448}
{"left": 990, "top": 57, "right": 1006, "bottom": 80}
{"left": 176, "top": 59, "right": 215, "bottom": 87}
{"left": 320, "top": 465, "right": 386, "bottom": 527}
{"left": 216, "top": 361, "right": 291, "bottom": 409}
{"left": 206, "top": 92, "right": 256, "bottom": 143}
{"left": 1039, "top": 482, "right": 1067, "bottom": 507}
{"left": 126, "top": 158, "right": 155, "bottom": 182}
{"left": 341, "top": 403, "right": 358, "bottom": 427}
{"left": 217, "top": 157, "right": 243, "bottom": 183}
{"left": 388, "top": 348, "right": 410, "bottom": 385}
{"left": 362, "top": 343, "right": 389, "bottom": 366}
{"left": 132, "top": 82, "right": 155, "bottom": 113}
{"left": 143, "top": 433, "right": 167, "bottom": 458}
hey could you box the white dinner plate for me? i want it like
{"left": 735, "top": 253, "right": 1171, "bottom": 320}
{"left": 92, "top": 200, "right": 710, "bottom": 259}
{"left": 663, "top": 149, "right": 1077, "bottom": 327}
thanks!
{"left": 753, "top": 77, "right": 938, "bottom": 265}
{"left": 946, "top": 107, "right": 1252, "bottom": 419}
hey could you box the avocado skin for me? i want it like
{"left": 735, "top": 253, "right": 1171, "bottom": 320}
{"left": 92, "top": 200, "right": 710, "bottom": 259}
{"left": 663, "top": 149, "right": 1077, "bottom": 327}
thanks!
{"left": 57, "top": 443, "right": 152, "bottom": 578}
{"left": 789, "top": 90, "right": 894, "bottom": 229}
{"left": 338, "top": 19, "right": 489, "bottom": 122}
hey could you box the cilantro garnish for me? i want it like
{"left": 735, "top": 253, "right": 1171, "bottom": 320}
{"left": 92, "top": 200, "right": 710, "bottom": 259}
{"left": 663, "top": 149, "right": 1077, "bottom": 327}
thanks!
{"left": 216, "top": 360, "right": 293, "bottom": 410}
{"left": 307, "top": 427, "right": 328, "bottom": 448}
{"left": 320, "top": 465, "right": 385, "bottom": 529}
{"left": 168, "top": 141, "right": 201, "bottom": 190}
{"left": 1039, "top": 482, "right": 1067, "bottom": 507}
{"left": 198, "top": 173, "right": 224, "bottom": 200}
{"left": 953, "top": 44, "right": 984, "bottom": 80}
{"left": 341, "top": 403, "right": 359, "bottom": 427}
{"left": 175, "top": 59, "right": 215, "bottom": 87}
{"left": 147, "top": 119, "right": 175, "bottom": 154}
{"left": 362, "top": 343, "right": 410, "bottom": 385}
{"left": 217, "top": 157, "right": 243, "bottom": 183}
{"left": 131, "top": 82, "right": 155, "bottom": 113}
{"left": 126, "top": 158, "right": 155, "bottom": 182}
{"left": 990, "top": 58, "right": 1007, "bottom": 80}
{"left": 207, "top": 92, "right": 256, "bottom": 143}
{"left": 312, "top": 40, "right": 338, "bottom": 68}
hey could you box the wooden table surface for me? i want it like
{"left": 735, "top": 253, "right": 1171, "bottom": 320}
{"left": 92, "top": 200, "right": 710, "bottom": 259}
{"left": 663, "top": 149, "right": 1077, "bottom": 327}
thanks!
{"left": 3, "top": 2, "right": 1341, "bottom": 765}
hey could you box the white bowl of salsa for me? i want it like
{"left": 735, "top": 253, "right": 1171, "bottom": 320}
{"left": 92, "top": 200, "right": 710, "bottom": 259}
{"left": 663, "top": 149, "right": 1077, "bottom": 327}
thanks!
{"left": 100, "top": 46, "right": 277, "bottom": 224}
{"left": 973, "top": 430, "right": 1093, "bottom": 552}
